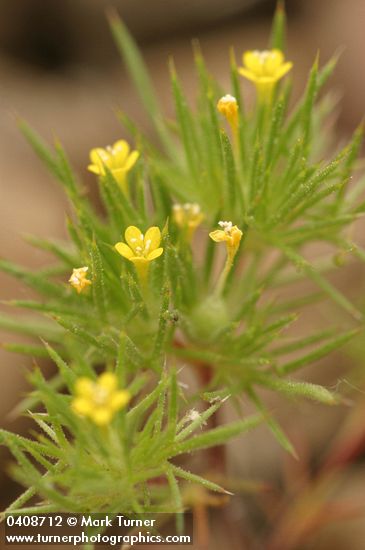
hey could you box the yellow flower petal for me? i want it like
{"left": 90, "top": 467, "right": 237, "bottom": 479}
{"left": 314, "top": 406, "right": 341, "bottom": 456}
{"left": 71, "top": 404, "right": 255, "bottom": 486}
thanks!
{"left": 123, "top": 150, "right": 140, "bottom": 171}
{"left": 88, "top": 141, "right": 139, "bottom": 191}
{"left": 112, "top": 140, "right": 130, "bottom": 165}
{"left": 71, "top": 371, "right": 132, "bottom": 425}
{"left": 72, "top": 397, "right": 93, "bottom": 416}
{"left": 237, "top": 67, "right": 258, "bottom": 82}
{"left": 209, "top": 230, "right": 227, "bottom": 242}
{"left": 274, "top": 61, "right": 293, "bottom": 80}
{"left": 87, "top": 164, "right": 103, "bottom": 175}
{"left": 240, "top": 49, "right": 292, "bottom": 100}
{"left": 110, "top": 390, "right": 130, "bottom": 411}
{"left": 98, "top": 372, "right": 118, "bottom": 392}
{"left": 125, "top": 226, "right": 143, "bottom": 252}
{"left": 265, "top": 49, "right": 284, "bottom": 72}
{"left": 75, "top": 377, "right": 94, "bottom": 398}
{"left": 144, "top": 226, "right": 161, "bottom": 251}
{"left": 243, "top": 51, "right": 262, "bottom": 73}
{"left": 231, "top": 226, "right": 243, "bottom": 242}
{"left": 91, "top": 407, "right": 113, "bottom": 426}
{"left": 90, "top": 148, "right": 110, "bottom": 168}
{"left": 147, "top": 247, "right": 164, "bottom": 261}
{"left": 115, "top": 242, "right": 134, "bottom": 259}
{"left": 238, "top": 69, "right": 276, "bottom": 84}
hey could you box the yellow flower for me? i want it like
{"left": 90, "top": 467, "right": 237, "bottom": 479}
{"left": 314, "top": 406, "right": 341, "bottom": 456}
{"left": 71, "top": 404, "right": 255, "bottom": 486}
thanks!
{"left": 115, "top": 226, "right": 163, "bottom": 285}
{"left": 209, "top": 221, "right": 243, "bottom": 263}
{"left": 88, "top": 139, "right": 139, "bottom": 194}
{"left": 209, "top": 221, "right": 243, "bottom": 294}
{"left": 68, "top": 266, "right": 91, "bottom": 294}
{"left": 172, "top": 203, "right": 204, "bottom": 240}
{"left": 238, "top": 49, "right": 292, "bottom": 102}
{"left": 115, "top": 226, "right": 163, "bottom": 265}
{"left": 217, "top": 95, "right": 238, "bottom": 132}
{"left": 72, "top": 372, "right": 130, "bottom": 426}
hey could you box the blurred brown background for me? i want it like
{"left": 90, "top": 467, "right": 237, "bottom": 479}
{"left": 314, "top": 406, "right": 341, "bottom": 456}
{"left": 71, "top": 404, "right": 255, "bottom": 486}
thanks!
{"left": 1, "top": 1, "right": 365, "bottom": 548}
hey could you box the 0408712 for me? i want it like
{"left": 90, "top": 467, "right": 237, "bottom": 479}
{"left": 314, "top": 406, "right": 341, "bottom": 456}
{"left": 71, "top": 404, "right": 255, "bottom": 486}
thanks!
{"left": 6, "top": 515, "right": 63, "bottom": 527}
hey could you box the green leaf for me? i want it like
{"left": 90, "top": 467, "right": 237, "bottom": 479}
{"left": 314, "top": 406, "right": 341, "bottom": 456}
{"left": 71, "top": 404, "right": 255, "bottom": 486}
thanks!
{"left": 44, "top": 342, "right": 76, "bottom": 390}
{"left": 0, "top": 259, "right": 65, "bottom": 298}
{"left": 221, "top": 130, "right": 241, "bottom": 215}
{"left": 24, "top": 235, "right": 77, "bottom": 266}
{"left": 255, "top": 373, "right": 339, "bottom": 405}
{"left": 301, "top": 56, "right": 319, "bottom": 156}
{"left": 53, "top": 316, "right": 113, "bottom": 354}
{"left": 54, "top": 140, "right": 82, "bottom": 203}
{"left": 170, "top": 61, "right": 199, "bottom": 181}
{"left": 276, "top": 328, "right": 360, "bottom": 375}
{"left": 317, "top": 51, "right": 342, "bottom": 89}
{"left": 0, "top": 314, "right": 62, "bottom": 341}
{"left": 151, "top": 285, "right": 171, "bottom": 367}
{"left": 18, "top": 120, "right": 62, "bottom": 180}
{"left": 170, "top": 464, "right": 230, "bottom": 494}
{"left": 271, "top": 328, "right": 335, "bottom": 356}
{"left": 175, "top": 400, "right": 223, "bottom": 442}
{"left": 336, "top": 124, "right": 364, "bottom": 205}
{"left": 166, "top": 468, "right": 184, "bottom": 515}
{"left": 2, "top": 487, "right": 37, "bottom": 515}
{"left": 280, "top": 246, "right": 362, "bottom": 320}
{"left": 265, "top": 98, "right": 286, "bottom": 167}
{"left": 89, "top": 239, "right": 107, "bottom": 322}
{"left": 247, "top": 387, "right": 297, "bottom": 457}
{"left": 108, "top": 14, "right": 174, "bottom": 158}
{"left": 1, "top": 342, "right": 50, "bottom": 358}
{"left": 172, "top": 414, "right": 262, "bottom": 456}
{"left": 167, "top": 370, "right": 178, "bottom": 440}
{"left": 270, "top": 1, "right": 286, "bottom": 51}
{"left": 4, "top": 299, "right": 86, "bottom": 317}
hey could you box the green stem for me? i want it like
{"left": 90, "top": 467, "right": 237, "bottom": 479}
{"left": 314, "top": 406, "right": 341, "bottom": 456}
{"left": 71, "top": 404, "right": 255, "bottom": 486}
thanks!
{"left": 215, "top": 255, "right": 233, "bottom": 296}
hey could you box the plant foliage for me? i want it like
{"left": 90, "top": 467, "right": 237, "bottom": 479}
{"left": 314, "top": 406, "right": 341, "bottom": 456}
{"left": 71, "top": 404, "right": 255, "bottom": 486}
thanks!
{"left": 1, "top": 3, "right": 364, "bottom": 539}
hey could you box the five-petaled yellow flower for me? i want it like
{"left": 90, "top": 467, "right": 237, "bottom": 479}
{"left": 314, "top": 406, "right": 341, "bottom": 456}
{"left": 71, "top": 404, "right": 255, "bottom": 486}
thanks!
{"left": 217, "top": 95, "right": 239, "bottom": 133}
{"left": 173, "top": 203, "right": 204, "bottom": 241}
{"left": 72, "top": 372, "right": 130, "bottom": 426}
{"left": 68, "top": 266, "right": 92, "bottom": 294}
{"left": 88, "top": 139, "right": 139, "bottom": 194}
{"left": 238, "top": 49, "right": 292, "bottom": 102}
{"left": 115, "top": 226, "right": 164, "bottom": 284}
{"left": 209, "top": 221, "right": 243, "bottom": 263}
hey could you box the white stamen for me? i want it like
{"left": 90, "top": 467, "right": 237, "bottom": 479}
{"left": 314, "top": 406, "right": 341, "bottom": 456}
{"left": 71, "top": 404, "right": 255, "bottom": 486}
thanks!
{"left": 254, "top": 50, "right": 271, "bottom": 63}
{"left": 219, "top": 94, "right": 237, "bottom": 104}
{"left": 218, "top": 220, "right": 233, "bottom": 233}
{"left": 94, "top": 385, "right": 108, "bottom": 405}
